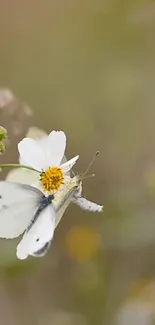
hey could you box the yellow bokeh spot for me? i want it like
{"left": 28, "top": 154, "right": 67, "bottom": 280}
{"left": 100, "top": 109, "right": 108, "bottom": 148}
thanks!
{"left": 129, "top": 278, "right": 150, "bottom": 299}
{"left": 40, "top": 167, "right": 64, "bottom": 193}
{"left": 66, "top": 226, "right": 101, "bottom": 262}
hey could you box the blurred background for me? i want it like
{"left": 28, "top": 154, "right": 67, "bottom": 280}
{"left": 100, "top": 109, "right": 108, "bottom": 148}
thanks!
{"left": 1, "top": 0, "right": 155, "bottom": 324}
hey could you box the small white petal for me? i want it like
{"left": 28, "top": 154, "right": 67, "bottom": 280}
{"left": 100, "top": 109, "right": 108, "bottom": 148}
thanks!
{"left": 61, "top": 155, "right": 79, "bottom": 173}
{"left": 18, "top": 138, "right": 48, "bottom": 171}
{"left": 19, "top": 128, "right": 48, "bottom": 164}
{"left": 19, "top": 155, "right": 28, "bottom": 165}
{"left": 61, "top": 155, "right": 71, "bottom": 176}
{"left": 61, "top": 154, "right": 67, "bottom": 164}
{"left": 45, "top": 131, "right": 66, "bottom": 166}
{"left": 19, "top": 137, "right": 49, "bottom": 165}
{"left": 6, "top": 168, "right": 39, "bottom": 185}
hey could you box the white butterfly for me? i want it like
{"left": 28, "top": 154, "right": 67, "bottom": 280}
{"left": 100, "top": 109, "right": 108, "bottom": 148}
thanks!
{"left": 51, "top": 174, "right": 103, "bottom": 232}
{"left": 0, "top": 181, "right": 56, "bottom": 260}
{"left": 5, "top": 160, "right": 103, "bottom": 238}
{"left": 0, "top": 179, "right": 81, "bottom": 260}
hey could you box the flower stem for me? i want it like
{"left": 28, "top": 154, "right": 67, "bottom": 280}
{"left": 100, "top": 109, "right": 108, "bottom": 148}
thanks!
{"left": 0, "top": 164, "right": 40, "bottom": 173}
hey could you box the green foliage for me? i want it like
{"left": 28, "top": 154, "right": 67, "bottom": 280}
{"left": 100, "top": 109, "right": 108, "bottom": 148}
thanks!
{"left": 0, "top": 126, "right": 7, "bottom": 155}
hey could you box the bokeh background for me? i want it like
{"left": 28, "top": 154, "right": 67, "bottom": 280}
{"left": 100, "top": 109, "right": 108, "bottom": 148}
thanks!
{"left": 1, "top": 0, "right": 155, "bottom": 324}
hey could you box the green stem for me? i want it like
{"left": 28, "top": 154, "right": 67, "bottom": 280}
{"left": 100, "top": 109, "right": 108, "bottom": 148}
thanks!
{"left": 0, "top": 164, "right": 40, "bottom": 173}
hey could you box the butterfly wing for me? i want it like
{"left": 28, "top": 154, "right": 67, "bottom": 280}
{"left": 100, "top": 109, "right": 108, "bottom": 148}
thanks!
{"left": 16, "top": 205, "right": 56, "bottom": 260}
{"left": 53, "top": 177, "right": 80, "bottom": 228}
{"left": 72, "top": 196, "right": 103, "bottom": 212}
{"left": 0, "top": 181, "right": 43, "bottom": 238}
{"left": 72, "top": 180, "right": 103, "bottom": 212}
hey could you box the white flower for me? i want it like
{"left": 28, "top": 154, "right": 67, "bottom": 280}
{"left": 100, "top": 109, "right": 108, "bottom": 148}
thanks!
{"left": 6, "top": 127, "right": 103, "bottom": 231}
{"left": 18, "top": 130, "right": 79, "bottom": 194}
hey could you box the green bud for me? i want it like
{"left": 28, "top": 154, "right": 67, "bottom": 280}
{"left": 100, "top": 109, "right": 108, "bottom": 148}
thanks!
{"left": 0, "top": 126, "right": 7, "bottom": 141}
{"left": 0, "top": 141, "right": 6, "bottom": 154}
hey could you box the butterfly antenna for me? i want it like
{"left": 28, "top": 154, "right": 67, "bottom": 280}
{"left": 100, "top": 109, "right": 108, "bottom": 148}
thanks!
{"left": 82, "top": 173, "right": 95, "bottom": 180}
{"left": 81, "top": 151, "right": 99, "bottom": 179}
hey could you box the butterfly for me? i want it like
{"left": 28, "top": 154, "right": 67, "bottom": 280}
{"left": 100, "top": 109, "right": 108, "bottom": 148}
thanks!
{"left": 0, "top": 181, "right": 56, "bottom": 260}
{"left": 0, "top": 178, "right": 81, "bottom": 260}
{"left": 0, "top": 153, "right": 103, "bottom": 260}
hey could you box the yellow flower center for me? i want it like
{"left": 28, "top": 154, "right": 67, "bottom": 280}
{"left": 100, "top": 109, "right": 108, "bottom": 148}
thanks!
{"left": 40, "top": 167, "right": 64, "bottom": 193}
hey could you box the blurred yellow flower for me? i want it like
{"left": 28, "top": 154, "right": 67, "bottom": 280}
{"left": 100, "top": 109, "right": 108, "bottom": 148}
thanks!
{"left": 66, "top": 226, "right": 101, "bottom": 262}
{"left": 128, "top": 278, "right": 150, "bottom": 299}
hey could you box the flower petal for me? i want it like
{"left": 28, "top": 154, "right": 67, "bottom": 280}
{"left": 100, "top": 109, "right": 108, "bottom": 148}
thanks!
{"left": 61, "top": 155, "right": 79, "bottom": 173}
{"left": 60, "top": 155, "right": 71, "bottom": 176}
{"left": 6, "top": 168, "right": 39, "bottom": 185}
{"left": 45, "top": 131, "right": 66, "bottom": 166}
{"left": 18, "top": 138, "right": 48, "bottom": 171}
{"left": 20, "top": 137, "right": 50, "bottom": 165}
{"left": 19, "top": 127, "right": 47, "bottom": 165}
